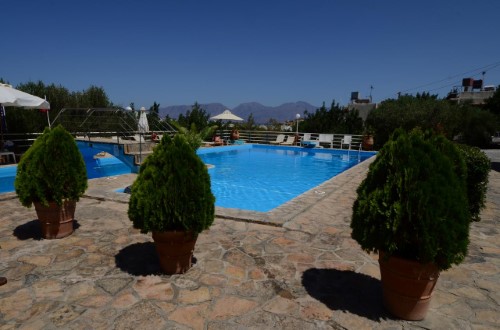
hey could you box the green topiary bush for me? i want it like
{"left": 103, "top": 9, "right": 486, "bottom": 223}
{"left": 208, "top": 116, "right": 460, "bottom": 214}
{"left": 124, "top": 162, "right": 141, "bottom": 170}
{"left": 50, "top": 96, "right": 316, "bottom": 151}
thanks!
{"left": 15, "top": 125, "right": 88, "bottom": 207}
{"left": 351, "top": 129, "right": 471, "bottom": 270}
{"left": 128, "top": 134, "right": 215, "bottom": 234}
{"left": 455, "top": 144, "right": 490, "bottom": 221}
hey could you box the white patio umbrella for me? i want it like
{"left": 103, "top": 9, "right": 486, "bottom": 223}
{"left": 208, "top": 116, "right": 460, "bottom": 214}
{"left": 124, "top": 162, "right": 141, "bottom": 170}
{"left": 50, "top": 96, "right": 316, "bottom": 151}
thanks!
{"left": 0, "top": 83, "right": 51, "bottom": 146}
{"left": 0, "top": 83, "right": 50, "bottom": 110}
{"left": 209, "top": 109, "right": 243, "bottom": 121}
{"left": 209, "top": 109, "right": 243, "bottom": 141}
{"left": 138, "top": 106, "right": 149, "bottom": 133}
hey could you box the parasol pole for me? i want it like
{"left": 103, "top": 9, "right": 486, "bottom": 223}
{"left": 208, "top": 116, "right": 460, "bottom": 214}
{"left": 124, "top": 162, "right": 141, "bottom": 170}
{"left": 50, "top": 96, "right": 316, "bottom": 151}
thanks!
{"left": 45, "top": 96, "right": 51, "bottom": 128}
{"left": 0, "top": 105, "right": 4, "bottom": 147}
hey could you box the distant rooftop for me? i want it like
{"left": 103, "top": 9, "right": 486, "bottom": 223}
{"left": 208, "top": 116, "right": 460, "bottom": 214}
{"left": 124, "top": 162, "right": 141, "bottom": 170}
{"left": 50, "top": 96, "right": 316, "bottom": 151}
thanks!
{"left": 446, "top": 77, "right": 497, "bottom": 105}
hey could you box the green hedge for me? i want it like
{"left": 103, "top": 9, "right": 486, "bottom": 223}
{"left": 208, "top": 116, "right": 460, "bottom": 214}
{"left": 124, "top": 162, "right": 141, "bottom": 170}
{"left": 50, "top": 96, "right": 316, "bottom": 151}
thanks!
{"left": 351, "top": 129, "right": 470, "bottom": 270}
{"left": 128, "top": 134, "right": 215, "bottom": 234}
{"left": 15, "top": 125, "right": 88, "bottom": 207}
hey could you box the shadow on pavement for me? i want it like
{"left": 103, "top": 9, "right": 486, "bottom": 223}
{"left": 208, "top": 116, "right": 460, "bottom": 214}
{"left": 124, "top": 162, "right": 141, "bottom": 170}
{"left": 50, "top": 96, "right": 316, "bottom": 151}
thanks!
{"left": 302, "top": 268, "right": 392, "bottom": 321}
{"left": 13, "top": 219, "right": 80, "bottom": 240}
{"left": 115, "top": 242, "right": 163, "bottom": 276}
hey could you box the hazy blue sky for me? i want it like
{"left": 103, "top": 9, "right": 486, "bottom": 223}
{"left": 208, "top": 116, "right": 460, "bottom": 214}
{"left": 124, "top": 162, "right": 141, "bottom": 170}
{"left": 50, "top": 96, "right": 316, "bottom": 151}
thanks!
{"left": 2, "top": 0, "right": 499, "bottom": 109}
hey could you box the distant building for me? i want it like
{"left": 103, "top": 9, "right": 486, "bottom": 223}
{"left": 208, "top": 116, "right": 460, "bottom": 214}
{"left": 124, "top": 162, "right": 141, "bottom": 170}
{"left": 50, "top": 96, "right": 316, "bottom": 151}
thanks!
{"left": 347, "top": 91, "right": 377, "bottom": 121}
{"left": 446, "top": 78, "right": 497, "bottom": 106}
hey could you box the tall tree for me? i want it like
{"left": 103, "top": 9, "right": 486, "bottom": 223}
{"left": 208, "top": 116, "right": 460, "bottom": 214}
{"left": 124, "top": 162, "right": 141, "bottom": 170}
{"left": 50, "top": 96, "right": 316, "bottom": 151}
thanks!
{"left": 148, "top": 101, "right": 161, "bottom": 131}
{"left": 177, "top": 102, "right": 211, "bottom": 131}
{"left": 244, "top": 113, "right": 256, "bottom": 130}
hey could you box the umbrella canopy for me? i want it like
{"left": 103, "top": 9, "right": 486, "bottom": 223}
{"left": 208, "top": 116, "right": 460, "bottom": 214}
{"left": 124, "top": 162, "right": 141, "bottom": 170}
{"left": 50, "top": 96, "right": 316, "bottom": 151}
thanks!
{"left": 210, "top": 109, "right": 243, "bottom": 121}
{"left": 0, "top": 83, "right": 50, "bottom": 109}
{"left": 138, "top": 107, "right": 149, "bottom": 133}
{"left": 0, "top": 84, "right": 51, "bottom": 146}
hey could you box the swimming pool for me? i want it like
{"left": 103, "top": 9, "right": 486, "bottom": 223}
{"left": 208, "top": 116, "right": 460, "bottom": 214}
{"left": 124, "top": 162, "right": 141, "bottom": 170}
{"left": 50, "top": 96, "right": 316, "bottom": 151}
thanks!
{"left": 197, "top": 144, "right": 376, "bottom": 212}
{"left": 0, "top": 145, "right": 131, "bottom": 194}
{"left": 1, "top": 144, "right": 376, "bottom": 213}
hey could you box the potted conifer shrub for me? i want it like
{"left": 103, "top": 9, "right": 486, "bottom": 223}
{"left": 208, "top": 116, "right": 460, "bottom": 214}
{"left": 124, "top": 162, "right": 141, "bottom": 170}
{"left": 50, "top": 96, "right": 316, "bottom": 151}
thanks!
{"left": 455, "top": 144, "right": 490, "bottom": 222}
{"left": 128, "top": 134, "right": 215, "bottom": 274}
{"left": 15, "top": 125, "right": 88, "bottom": 239}
{"left": 351, "top": 129, "right": 471, "bottom": 320}
{"left": 362, "top": 126, "right": 375, "bottom": 151}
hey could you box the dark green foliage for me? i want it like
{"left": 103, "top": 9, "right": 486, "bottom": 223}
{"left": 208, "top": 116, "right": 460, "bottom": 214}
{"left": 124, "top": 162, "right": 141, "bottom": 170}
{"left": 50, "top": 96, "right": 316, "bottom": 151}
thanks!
{"left": 365, "top": 95, "right": 497, "bottom": 149}
{"left": 351, "top": 129, "right": 470, "bottom": 270}
{"left": 14, "top": 125, "right": 88, "bottom": 207}
{"left": 301, "top": 101, "right": 363, "bottom": 134}
{"left": 168, "top": 102, "right": 216, "bottom": 149}
{"left": 3, "top": 80, "right": 113, "bottom": 133}
{"left": 128, "top": 134, "right": 215, "bottom": 234}
{"left": 452, "top": 105, "right": 497, "bottom": 148}
{"left": 177, "top": 102, "right": 211, "bottom": 132}
{"left": 244, "top": 113, "right": 256, "bottom": 130}
{"left": 455, "top": 144, "right": 490, "bottom": 221}
{"left": 365, "top": 95, "right": 452, "bottom": 148}
{"left": 484, "top": 86, "right": 500, "bottom": 116}
{"left": 169, "top": 120, "right": 217, "bottom": 150}
{"left": 148, "top": 102, "right": 162, "bottom": 130}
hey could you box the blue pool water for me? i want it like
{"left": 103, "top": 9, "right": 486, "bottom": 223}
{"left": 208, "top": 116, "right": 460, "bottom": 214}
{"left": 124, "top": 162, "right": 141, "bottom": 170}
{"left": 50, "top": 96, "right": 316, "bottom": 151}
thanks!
{"left": 0, "top": 166, "right": 17, "bottom": 194}
{"left": 197, "top": 144, "right": 375, "bottom": 212}
{"left": 0, "top": 145, "right": 131, "bottom": 194}
{"left": 79, "top": 145, "right": 131, "bottom": 179}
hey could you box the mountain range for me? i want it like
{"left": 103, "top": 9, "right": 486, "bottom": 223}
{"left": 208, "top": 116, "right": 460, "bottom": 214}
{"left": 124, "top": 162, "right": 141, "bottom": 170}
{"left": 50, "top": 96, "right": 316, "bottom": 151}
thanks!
{"left": 158, "top": 101, "right": 319, "bottom": 124}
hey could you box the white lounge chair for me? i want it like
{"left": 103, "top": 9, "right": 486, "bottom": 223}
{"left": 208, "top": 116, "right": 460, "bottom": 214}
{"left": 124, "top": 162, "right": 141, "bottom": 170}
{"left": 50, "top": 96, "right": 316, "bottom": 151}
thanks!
{"left": 341, "top": 135, "right": 352, "bottom": 150}
{"left": 301, "top": 133, "right": 319, "bottom": 148}
{"left": 270, "top": 134, "right": 286, "bottom": 145}
{"left": 281, "top": 135, "right": 296, "bottom": 145}
{"left": 318, "top": 134, "right": 334, "bottom": 148}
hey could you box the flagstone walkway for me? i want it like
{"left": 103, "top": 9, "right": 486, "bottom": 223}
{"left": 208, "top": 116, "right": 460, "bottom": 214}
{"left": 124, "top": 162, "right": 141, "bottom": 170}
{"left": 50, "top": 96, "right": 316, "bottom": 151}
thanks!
{"left": 0, "top": 154, "right": 499, "bottom": 329}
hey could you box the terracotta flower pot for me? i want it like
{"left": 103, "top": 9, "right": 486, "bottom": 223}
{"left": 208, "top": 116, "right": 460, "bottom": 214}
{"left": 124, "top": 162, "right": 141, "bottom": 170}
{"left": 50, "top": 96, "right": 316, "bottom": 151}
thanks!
{"left": 34, "top": 200, "right": 76, "bottom": 239}
{"left": 362, "top": 135, "right": 374, "bottom": 150}
{"left": 378, "top": 252, "right": 440, "bottom": 320}
{"left": 152, "top": 231, "right": 198, "bottom": 274}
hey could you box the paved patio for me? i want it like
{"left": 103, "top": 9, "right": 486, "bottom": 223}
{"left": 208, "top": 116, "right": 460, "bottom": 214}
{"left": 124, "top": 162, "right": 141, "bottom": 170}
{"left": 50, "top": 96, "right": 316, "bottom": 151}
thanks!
{"left": 0, "top": 153, "right": 499, "bottom": 329}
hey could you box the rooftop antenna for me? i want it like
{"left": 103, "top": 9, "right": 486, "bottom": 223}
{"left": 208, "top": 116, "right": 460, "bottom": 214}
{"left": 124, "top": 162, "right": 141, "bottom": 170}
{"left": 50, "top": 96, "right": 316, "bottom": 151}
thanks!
{"left": 482, "top": 71, "right": 486, "bottom": 90}
{"left": 369, "top": 85, "right": 374, "bottom": 102}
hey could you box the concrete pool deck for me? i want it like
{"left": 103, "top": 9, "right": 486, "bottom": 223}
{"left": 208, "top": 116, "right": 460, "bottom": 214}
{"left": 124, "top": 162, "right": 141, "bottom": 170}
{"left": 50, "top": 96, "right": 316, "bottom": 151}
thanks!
{"left": 0, "top": 153, "right": 499, "bottom": 329}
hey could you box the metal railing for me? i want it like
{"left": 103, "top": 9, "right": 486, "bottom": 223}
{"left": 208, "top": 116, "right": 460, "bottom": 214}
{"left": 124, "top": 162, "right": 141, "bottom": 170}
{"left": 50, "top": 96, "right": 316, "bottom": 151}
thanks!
{"left": 50, "top": 107, "right": 176, "bottom": 139}
{"left": 216, "top": 130, "right": 365, "bottom": 149}
{"left": 2, "top": 122, "right": 368, "bottom": 165}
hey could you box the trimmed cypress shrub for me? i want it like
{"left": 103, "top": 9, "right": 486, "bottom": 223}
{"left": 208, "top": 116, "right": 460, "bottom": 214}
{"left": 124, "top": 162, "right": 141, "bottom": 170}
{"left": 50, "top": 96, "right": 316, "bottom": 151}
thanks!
{"left": 455, "top": 144, "right": 490, "bottom": 221}
{"left": 128, "top": 134, "right": 215, "bottom": 234}
{"left": 351, "top": 129, "right": 470, "bottom": 270}
{"left": 15, "top": 125, "right": 88, "bottom": 207}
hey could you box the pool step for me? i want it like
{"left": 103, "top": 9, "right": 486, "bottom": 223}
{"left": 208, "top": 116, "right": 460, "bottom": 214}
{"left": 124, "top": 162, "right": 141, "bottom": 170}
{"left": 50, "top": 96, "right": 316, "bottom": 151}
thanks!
{"left": 123, "top": 142, "right": 157, "bottom": 165}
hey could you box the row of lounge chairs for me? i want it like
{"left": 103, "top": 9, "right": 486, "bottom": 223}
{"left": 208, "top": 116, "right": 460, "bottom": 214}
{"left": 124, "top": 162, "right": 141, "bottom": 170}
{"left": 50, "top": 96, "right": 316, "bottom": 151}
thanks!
{"left": 199, "top": 133, "right": 357, "bottom": 150}
{"left": 270, "top": 134, "right": 296, "bottom": 146}
{"left": 270, "top": 133, "right": 356, "bottom": 149}
{"left": 303, "top": 133, "right": 355, "bottom": 149}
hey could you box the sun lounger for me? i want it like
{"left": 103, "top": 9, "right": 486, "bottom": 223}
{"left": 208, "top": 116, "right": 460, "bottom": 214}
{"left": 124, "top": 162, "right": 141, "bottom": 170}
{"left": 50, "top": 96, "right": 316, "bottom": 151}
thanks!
{"left": 301, "top": 133, "right": 319, "bottom": 148}
{"left": 340, "top": 135, "right": 352, "bottom": 150}
{"left": 318, "top": 134, "right": 334, "bottom": 148}
{"left": 270, "top": 134, "right": 286, "bottom": 145}
{"left": 281, "top": 135, "right": 296, "bottom": 145}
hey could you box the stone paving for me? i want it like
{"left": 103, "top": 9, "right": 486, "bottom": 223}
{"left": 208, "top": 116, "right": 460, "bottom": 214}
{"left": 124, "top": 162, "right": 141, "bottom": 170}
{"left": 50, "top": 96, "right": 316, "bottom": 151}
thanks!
{"left": 0, "top": 153, "right": 499, "bottom": 329}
